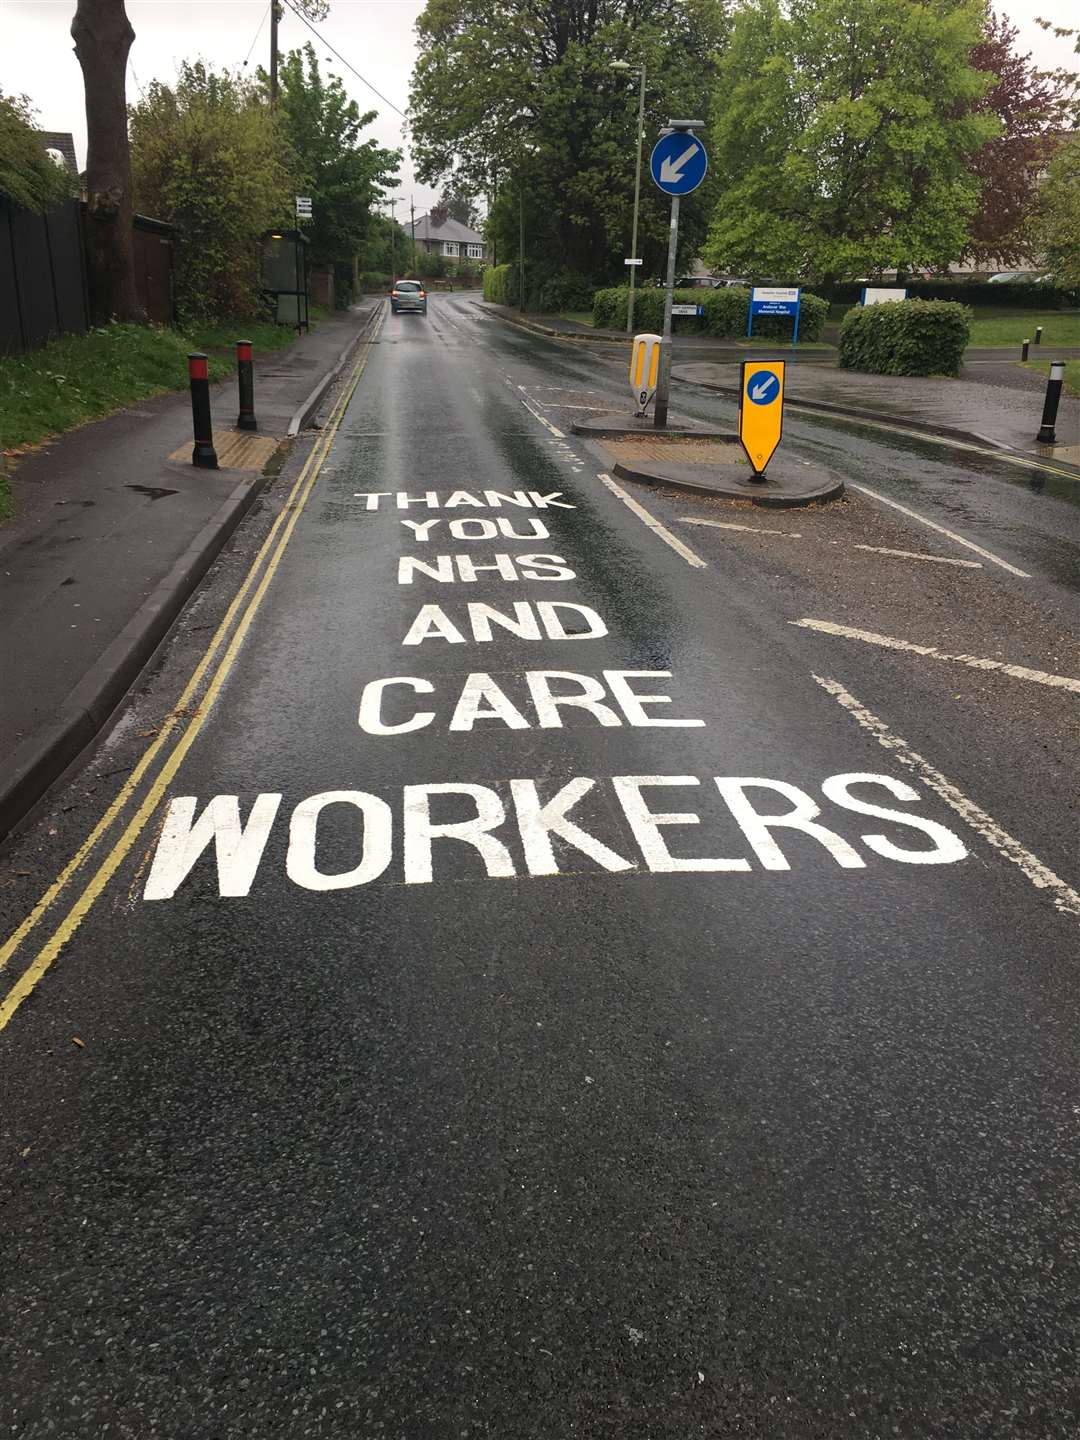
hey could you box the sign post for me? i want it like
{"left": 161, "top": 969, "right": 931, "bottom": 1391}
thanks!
{"left": 738, "top": 360, "right": 785, "bottom": 479}
{"left": 649, "top": 123, "right": 708, "bottom": 429}
{"left": 295, "top": 195, "right": 313, "bottom": 221}
{"left": 747, "top": 286, "right": 801, "bottom": 345}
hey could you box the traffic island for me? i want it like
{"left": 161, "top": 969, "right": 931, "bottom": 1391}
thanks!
{"left": 573, "top": 413, "right": 844, "bottom": 507}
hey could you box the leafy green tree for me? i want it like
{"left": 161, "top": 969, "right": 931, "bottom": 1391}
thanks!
{"left": 409, "top": 0, "right": 727, "bottom": 296}
{"left": 704, "top": 0, "right": 999, "bottom": 284}
{"left": 276, "top": 43, "right": 401, "bottom": 271}
{"left": 963, "top": 9, "right": 1079, "bottom": 266}
{"left": 0, "top": 94, "right": 75, "bottom": 210}
{"left": 130, "top": 62, "right": 293, "bottom": 322}
{"left": 1035, "top": 134, "right": 1080, "bottom": 287}
{"left": 364, "top": 211, "right": 410, "bottom": 273}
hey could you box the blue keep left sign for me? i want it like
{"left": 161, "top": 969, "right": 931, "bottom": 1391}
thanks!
{"left": 649, "top": 132, "right": 708, "bottom": 196}
{"left": 746, "top": 370, "right": 781, "bottom": 405}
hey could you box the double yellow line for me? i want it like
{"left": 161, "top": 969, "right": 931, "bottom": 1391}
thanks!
{"left": 0, "top": 309, "right": 384, "bottom": 1032}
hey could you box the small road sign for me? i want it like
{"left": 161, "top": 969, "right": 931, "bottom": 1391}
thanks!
{"left": 747, "top": 286, "right": 800, "bottom": 344}
{"left": 295, "top": 195, "right": 313, "bottom": 219}
{"left": 649, "top": 132, "right": 708, "bottom": 196}
{"left": 738, "top": 360, "right": 785, "bottom": 476}
{"left": 671, "top": 303, "right": 704, "bottom": 317}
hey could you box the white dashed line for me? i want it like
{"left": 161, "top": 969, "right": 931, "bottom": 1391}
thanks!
{"left": 853, "top": 544, "right": 982, "bottom": 568}
{"left": 814, "top": 674, "right": 1080, "bottom": 919}
{"left": 849, "top": 482, "right": 1029, "bottom": 577}
{"left": 793, "top": 619, "right": 1080, "bottom": 694}
{"left": 597, "top": 474, "right": 707, "bottom": 569}
{"left": 680, "top": 518, "right": 802, "bottom": 538}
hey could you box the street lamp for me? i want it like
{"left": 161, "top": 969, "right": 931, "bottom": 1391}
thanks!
{"left": 610, "top": 58, "right": 646, "bottom": 336}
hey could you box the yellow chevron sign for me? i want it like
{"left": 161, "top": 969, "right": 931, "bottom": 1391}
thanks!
{"left": 738, "top": 360, "right": 785, "bottom": 474}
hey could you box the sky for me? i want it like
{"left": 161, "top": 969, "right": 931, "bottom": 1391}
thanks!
{"left": 2, "top": 0, "right": 439, "bottom": 217}
{"left": 2, "top": 0, "right": 1078, "bottom": 223}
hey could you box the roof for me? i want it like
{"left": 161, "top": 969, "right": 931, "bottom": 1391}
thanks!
{"left": 410, "top": 212, "right": 485, "bottom": 246}
{"left": 36, "top": 132, "right": 79, "bottom": 178}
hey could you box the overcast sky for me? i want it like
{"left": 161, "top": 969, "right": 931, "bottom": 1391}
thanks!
{"left": 2, "top": 0, "right": 1077, "bottom": 224}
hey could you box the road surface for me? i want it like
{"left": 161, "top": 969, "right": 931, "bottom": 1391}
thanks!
{"left": 3, "top": 294, "right": 1079, "bottom": 1438}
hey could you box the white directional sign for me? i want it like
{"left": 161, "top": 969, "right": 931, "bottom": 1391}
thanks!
{"left": 295, "top": 195, "right": 313, "bottom": 219}
{"left": 624, "top": 258, "right": 643, "bottom": 266}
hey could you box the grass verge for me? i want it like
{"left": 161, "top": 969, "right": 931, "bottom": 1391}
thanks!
{"left": 1022, "top": 359, "right": 1080, "bottom": 395}
{"left": 0, "top": 322, "right": 232, "bottom": 455}
{"left": 967, "top": 312, "right": 1080, "bottom": 347}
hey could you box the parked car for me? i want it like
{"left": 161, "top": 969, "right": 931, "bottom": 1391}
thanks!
{"left": 987, "top": 271, "right": 1050, "bottom": 284}
{"left": 390, "top": 280, "right": 428, "bottom": 314}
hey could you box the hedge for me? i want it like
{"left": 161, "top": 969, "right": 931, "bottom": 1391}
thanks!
{"left": 592, "top": 286, "right": 829, "bottom": 341}
{"left": 838, "top": 299, "right": 971, "bottom": 377}
{"left": 827, "top": 279, "right": 1079, "bottom": 309}
{"left": 483, "top": 263, "right": 519, "bottom": 307}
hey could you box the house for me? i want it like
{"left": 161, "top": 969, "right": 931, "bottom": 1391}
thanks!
{"left": 409, "top": 211, "right": 487, "bottom": 265}
{"left": 35, "top": 131, "right": 80, "bottom": 179}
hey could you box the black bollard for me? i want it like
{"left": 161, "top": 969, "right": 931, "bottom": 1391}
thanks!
{"left": 1034, "top": 326, "right": 1043, "bottom": 346}
{"left": 1021, "top": 339, "right": 1029, "bottom": 361}
{"left": 1036, "top": 361, "right": 1065, "bottom": 444}
{"left": 188, "top": 353, "right": 218, "bottom": 468}
{"left": 236, "top": 340, "right": 257, "bottom": 431}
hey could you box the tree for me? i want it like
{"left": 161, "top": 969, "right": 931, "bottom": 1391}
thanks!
{"left": 1035, "top": 134, "right": 1080, "bottom": 287}
{"left": 364, "top": 211, "right": 410, "bottom": 274}
{"left": 276, "top": 43, "right": 400, "bottom": 273}
{"left": 964, "top": 9, "right": 1079, "bottom": 266}
{"left": 409, "top": 0, "right": 727, "bottom": 296}
{"left": 438, "top": 181, "right": 480, "bottom": 228}
{"left": 0, "top": 94, "right": 76, "bottom": 211}
{"left": 130, "top": 63, "right": 293, "bottom": 322}
{"left": 704, "top": 0, "right": 999, "bottom": 284}
{"left": 72, "top": 0, "right": 140, "bottom": 323}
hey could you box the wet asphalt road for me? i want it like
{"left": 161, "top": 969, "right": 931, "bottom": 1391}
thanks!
{"left": 3, "top": 295, "right": 1080, "bottom": 1438}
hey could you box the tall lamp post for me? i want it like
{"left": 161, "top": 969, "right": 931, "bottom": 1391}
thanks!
{"left": 610, "top": 58, "right": 646, "bottom": 336}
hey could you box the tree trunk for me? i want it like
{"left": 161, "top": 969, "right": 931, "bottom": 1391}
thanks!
{"left": 72, "top": 0, "right": 141, "bottom": 324}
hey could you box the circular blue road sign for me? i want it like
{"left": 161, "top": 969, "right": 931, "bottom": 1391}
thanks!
{"left": 649, "top": 132, "right": 708, "bottom": 196}
{"left": 746, "top": 370, "right": 781, "bottom": 405}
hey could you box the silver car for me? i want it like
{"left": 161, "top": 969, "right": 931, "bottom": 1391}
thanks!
{"left": 390, "top": 280, "right": 428, "bottom": 314}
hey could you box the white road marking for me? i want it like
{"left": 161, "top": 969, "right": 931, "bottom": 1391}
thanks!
{"left": 680, "top": 518, "right": 802, "bottom": 538}
{"left": 854, "top": 544, "right": 982, "bottom": 568}
{"left": 849, "top": 482, "right": 1030, "bottom": 577}
{"left": 792, "top": 619, "right": 1080, "bottom": 694}
{"left": 813, "top": 674, "right": 1080, "bottom": 919}
{"left": 597, "top": 474, "right": 707, "bottom": 569}
{"left": 518, "top": 394, "right": 566, "bottom": 436}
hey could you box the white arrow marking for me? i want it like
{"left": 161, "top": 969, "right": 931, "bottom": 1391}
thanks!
{"left": 659, "top": 142, "right": 699, "bottom": 184}
{"left": 750, "top": 378, "right": 778, "bottom": 401}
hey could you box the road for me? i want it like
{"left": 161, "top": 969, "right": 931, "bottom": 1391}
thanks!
{"left": 3, "top": 293, "right": 1079, "bottom": 1438}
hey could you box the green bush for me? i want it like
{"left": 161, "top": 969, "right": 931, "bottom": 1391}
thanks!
{"left": 483, "top": 263, "right": 520, "bottom": 306}
{"left": 838, "top": 299, "right": 971, "bottom": 376}
{"left": 827, "top": 279, "right": 1079, "bottom": 309}
{"left": 535, "top": 271, "right": 595, "bottom": 312}
{"left": 360, "top": 271, "right": 391, "bottom": 290}
{"left": 592, "top": 286, "right": 828, "bottom": 341}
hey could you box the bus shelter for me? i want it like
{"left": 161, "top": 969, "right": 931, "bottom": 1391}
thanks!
{"left": 261, "top": 229, "right": 310, "bottom": 332}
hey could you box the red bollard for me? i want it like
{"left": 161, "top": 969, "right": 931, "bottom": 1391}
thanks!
{"left": 188, "top": 353, "right": 218, "bottom": 469}
{"left": 236, "top": 339, "right": 257, "bottom": 431}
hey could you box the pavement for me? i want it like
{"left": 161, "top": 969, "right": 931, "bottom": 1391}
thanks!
{"left": 0, "top": 303, "right": 376, "bottom": 838}
{"left": 2, "top": 294, "right": 1080, "bottom": 1437}
{"left": 675, "top": 358, "right": 1080, "bottom": 461}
